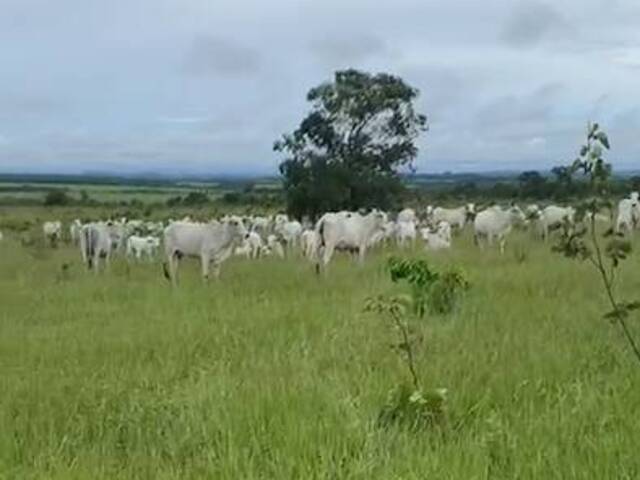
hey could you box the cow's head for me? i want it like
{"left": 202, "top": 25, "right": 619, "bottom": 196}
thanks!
{"left": 226, "top": 215, "right": 250, "bottom": 240}
{"left": 509, "top": 204, "right": 527, "bottom": 225}
{"left": 465, "top": 203, "right": 477, "bottom": 221}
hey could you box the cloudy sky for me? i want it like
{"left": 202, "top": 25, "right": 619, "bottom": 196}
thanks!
{"left": 1, "top": 0, "right": 639, "bottom": 176}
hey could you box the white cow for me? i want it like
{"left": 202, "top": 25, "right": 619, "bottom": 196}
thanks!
{"left": 314, "top": 210, "right": 387, "bottom": 272}
{"left": 300, "top": 229, "right": 319, "bottom": 259}
{"left": 276, "top": 220, "right": 303, "bottom": 250}
{"left": 397, "top": 208, "right": 417, "bottom": 224}
{"left": 43, "top": 221, "right": 62, "bottom": 246}
{"left": 80, "top": 223, "right": 114, "bottom": 272}
{"left": 163, "top": 216, "right": 248, "bottom": 284}
{"left": 431, "top": 204, "right": 475, "bottom": 230}
{"left": 250, "top": 216, "right": 271, "bottom": 235}
{"left": 368, "top": 221, "right": 396, "bottom": 248}
{"left": 395, "top": 219, "right": 417, "bottom": 247}
{"left": 267, "top": 234, "right": 285, "bottom": 259}
{"left": 538, "top": 206, "right": 575, "bottom": 240}
{"left": 616, "top": 195, "right": 640, "bottom": 233}
{"left": 235, "top": 231, "right": 264, "bottom": 259}
{"left": 474, "top": 205, "right": 526, "bottom": 254}
{"left": 126, "top": 235, "right": 161, "bottom": 260}
{"left": 421, "top": 221, "right": 452, "bottom": 251}
{"left": 69, "top": 219, "right": 83, "bottom": 245}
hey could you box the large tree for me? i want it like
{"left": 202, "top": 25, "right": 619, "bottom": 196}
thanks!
{"left": 274, "top": 69, "right": 427, "bottom": 219}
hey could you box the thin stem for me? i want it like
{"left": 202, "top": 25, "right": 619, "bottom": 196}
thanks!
{"left": 588, "top": 214, "right": 640, "bottom": 365}
{"left": 390, "top": 308, "right": 420, "bottom": 390}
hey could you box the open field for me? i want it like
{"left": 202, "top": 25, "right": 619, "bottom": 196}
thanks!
{"left": 2, "top": 208, "right": 640, "bottom": 479}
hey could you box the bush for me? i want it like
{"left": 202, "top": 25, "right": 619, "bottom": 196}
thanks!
{"left": 182, "top": 191, "right": 209, "bottom": 206}
{"left": 44, "top": 190, "right": 72, "bottom": 206}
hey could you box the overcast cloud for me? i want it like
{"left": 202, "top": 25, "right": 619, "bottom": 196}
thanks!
{"left": 0, "top": 0, "right": 639, "bottom": 176}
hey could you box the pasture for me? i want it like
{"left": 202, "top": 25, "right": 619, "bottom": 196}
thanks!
{"left": 2, "top": 207, "right": 640, "bottom": 479}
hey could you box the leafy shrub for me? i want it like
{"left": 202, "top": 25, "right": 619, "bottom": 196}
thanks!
{"left": 44, "top": 190, "right": 72, "bottom": 206}
{"left": 428, "top": 269, "right": 470, "bottom": 315}
{"left": 388, "top": 257, "right": 469, "bottom": 316}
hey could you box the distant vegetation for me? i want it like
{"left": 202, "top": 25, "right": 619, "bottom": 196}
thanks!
{"left": 1, "top": 169, "right": 639, "bottom": 212}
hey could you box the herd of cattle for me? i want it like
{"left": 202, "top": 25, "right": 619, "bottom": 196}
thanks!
{"left": 4, "top": 191, "right": 639, "bottom": 283}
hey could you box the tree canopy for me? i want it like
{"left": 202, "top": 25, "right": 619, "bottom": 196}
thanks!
{"left": 274, "top": 69, "right": 427, "bottom": 219}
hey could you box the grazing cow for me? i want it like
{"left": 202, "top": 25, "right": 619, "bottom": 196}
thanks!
{"left": 43, "top": 221, "right": 62, "bottom": 246}
{"left": 474, "top": 205, "right": 526, "bottom": 254}
{"left": 126, "top": 235, "right": 161, "bottom": 260}
{"left": 431, "top": 204, "right": 475, "bottom": 230}
{"left": 421, "top": 221, "right": 452, "bottom": 251}
{"left": 616, "top": 195, "right": 640, "bottom": 233}
{"left": 538, "top": 205, "right": 575, "bottom": 240}
{"left": 314, "top": 210, "right": 387, "bottom": 272}
{"left": 69, "top": 219, "right": 83, "bottom": 245}
{"left": 80, "top": 223, "right": 114, "bottom": 272}
{"left": 300, "top": 229, "right": 319, "bottom": 259}
{"left": 163, "top": 216, "right": 248, "bottom": 285}
{"left": 267, "top": 234, "right": 285, "bottom": 259}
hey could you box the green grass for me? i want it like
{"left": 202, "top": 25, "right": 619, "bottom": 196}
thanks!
{"left": 1, "top": 218, "right": 640, "bottom": 479}
{"left": 0, "top": 182, "right": 229, "bottom": 205}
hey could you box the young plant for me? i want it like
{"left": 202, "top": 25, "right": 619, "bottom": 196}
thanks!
{"left": 553, "top": 123, "right": 640, "bottom": 365}
{"left": 364, "top": 257, "right": 469, "bottom": 431}
{"left": 388, "top": 256, "right": 469, "bottom": 316}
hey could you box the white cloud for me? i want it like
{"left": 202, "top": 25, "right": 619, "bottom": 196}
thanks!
{"left": 610, "top": 48, "right": 640, "bottom": 68}
{"left": 0, "top": 0, "right": 639, "bottom": 174}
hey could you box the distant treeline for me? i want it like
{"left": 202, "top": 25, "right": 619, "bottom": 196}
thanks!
{"left": 409, "top": 170, "right": 640, "bottom": 206}
{"left": 1, "top": 169, "right": 639, "bottom": 210}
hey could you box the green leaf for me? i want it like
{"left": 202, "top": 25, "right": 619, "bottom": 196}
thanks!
{"left": 596, "top": 131, "right": 610, "bottom": 149}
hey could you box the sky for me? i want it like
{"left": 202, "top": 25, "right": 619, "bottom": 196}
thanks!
{"left": 0, "top": 0, "right": 639, "bottom": 176}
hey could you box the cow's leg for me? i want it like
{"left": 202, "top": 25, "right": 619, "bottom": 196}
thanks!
{"left": 211, "top": 261, "right": 221, "bottom": 280}
{"left": 166, "top": 251, "right": 179, "bottom": 286}
{"left": 499, "top": 236, "right": 506, "bottom": 255}
{"left": 358, "top": 245, "right": 367, "bottom": 265}
{"left": 201, "top": 254, "right": 210, "bottom": 282}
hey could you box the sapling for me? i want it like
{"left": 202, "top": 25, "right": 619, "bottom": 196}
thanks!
{"left": 364, "top": 257, "right": 469, "bottom": 431}
{"left": 553, "top": 122, "right": 640, "bottom": 365}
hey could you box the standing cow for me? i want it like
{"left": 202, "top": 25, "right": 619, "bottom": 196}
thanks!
{"left": 538, "top": 206, "right": 575, "bottom": 241}
{"left": 69, "top": 219, "right": 83, "bottom": 245}
{"left": 43, "top": 221, "right": 62, "bottom": 247}
{"left": 80, "top": 223, "right": 114, "bottom": 272}
{"left": 616, "top": 194, "right": 640, "bottom": 234}
{"left": 163, "top": 216, "right": 248, "bottom": 285}
{"left": 474, "top": 205, "right": 526, "bottom": 254}
{"left": 430, "top": 204, "right": 475, "bottom": 230}
{"left": 314, "top": 210, "right": 387, "bottom": 273}
{"left": 127, "top": 235, "right": 161, "bottom": 260}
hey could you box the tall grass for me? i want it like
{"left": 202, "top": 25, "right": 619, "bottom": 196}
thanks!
{"left": 1, "top": 227, "right": 640, "bottom": 478}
